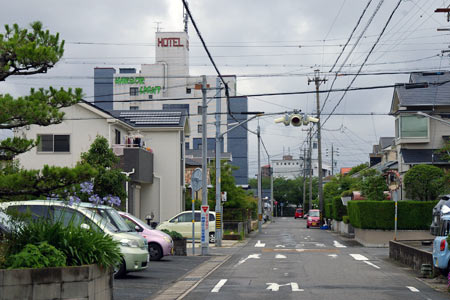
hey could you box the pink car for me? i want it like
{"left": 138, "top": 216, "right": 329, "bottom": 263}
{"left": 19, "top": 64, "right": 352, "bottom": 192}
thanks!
{"left": 306, "top": 209, "right": 321, "bottom": 228}
{"left": 119, "top": 211, "right": 173, "bottom": 261}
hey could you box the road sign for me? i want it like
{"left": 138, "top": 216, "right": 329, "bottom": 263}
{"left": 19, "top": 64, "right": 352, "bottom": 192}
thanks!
{"left": 201, "top": 205, "right": 209, "bottom": 246}
{"left": 191, "top": 168, "right": 202, "bottom": 192}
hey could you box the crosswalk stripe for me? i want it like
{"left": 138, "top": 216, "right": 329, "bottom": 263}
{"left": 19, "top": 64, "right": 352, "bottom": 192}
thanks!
{"left": 211, "top": 279, "right": 228, "bottom": 293}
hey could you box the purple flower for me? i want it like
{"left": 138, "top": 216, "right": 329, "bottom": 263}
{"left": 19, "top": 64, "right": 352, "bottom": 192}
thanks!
{"left": 80, "top": 182, "right": 94, "bottom": 195}
{"left": 68, "top": 195, "right": 81, "bottom": 206}
{"left": 104, "top": 195, "right": 121, "bottom": 207}
{"left": 88, "top": 194, "right": 101, "bottom": 205}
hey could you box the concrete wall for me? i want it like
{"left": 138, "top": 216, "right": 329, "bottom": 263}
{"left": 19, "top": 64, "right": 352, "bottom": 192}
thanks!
{"left": 0, "top": 264, "right": 112, "bottom": 300}
{"left": 389, "top": 240, "right": 435, "bottom": 275}
{"left": 354, "top": 228, "right": 434, "bottom": 247}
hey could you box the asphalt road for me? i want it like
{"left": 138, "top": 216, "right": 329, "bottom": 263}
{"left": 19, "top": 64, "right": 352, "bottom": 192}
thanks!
{"left": 182, "top": 217, "right": 449, "bottom": 300}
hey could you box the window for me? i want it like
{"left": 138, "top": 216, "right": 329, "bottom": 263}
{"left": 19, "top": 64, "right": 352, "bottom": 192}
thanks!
{"left": 198, "top": 124, "right": 203, "bottom": 133}
{"left": 313, "top": 142, "right": 318, "bottom": 149}
{"left": 209, "top": 213, "right": 216, "bottom": 221}
{"left": 148, "top": 95, "right": 153, "bottom": 100}
{"left": 8, "top": 205, "right": 50, "bottom": 221}
{"left": 38, "top": 134, "right": 70, "bottom": 153}
{"left": 398, "top": 115, "right": 428, "bottom": 138}
{"left": 198, "top": 106, "right": 202, "bottom": 114}
{"left": 186, "top": 88, "right": 192, "bottom": 94}
{"left": 130, "top": 87, "right": 139, "bottom": 96}
{"left": 115, "top": 129, "right": 121, "bottom": 145}
{"left": 130, "top": 106, "right": 139, "bottom": 110}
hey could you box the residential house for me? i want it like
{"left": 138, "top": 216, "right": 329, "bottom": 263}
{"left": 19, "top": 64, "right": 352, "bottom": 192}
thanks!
{"left": 390, "top": 71, "right": 450, "bottom": 197}
{"left": 14, "top": 101, "right": 189, "bottom": 223}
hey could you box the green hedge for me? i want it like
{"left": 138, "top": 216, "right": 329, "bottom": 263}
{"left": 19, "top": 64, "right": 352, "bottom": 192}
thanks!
{"left": 332, "top": 196, "right": 347, "bottom": 221}
{"left": 324, "top": 202, "right": 333, "bottom": 219}
{"left": 348, "top": 200, "right": 437, "bottom": 230}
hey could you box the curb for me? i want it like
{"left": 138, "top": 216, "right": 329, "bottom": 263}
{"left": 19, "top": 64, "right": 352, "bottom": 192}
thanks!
{"left": 151, "top": 255, "right": 232, "bottom": 300}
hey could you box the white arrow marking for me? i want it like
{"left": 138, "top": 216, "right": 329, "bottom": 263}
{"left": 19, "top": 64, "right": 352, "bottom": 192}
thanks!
{"left": 275, "top": 245, "right": 286, "bottom": 248}
{"left": 235, "top": 254, "right": 260, "bottom": 266}
{"left": 333, "top": 240, "right": 347, "bottom": 248}
{"left": 211, "top": 279, "right": 228, "bottom": 293}
{"left": 315, "top": 243, "right": 325, "bottom": 247}
{"left": 255, "top": 240, "right": 266, "bottom": 247}
{"left": 406, "top": 286, "right": 419, "bottom": 292}
{"left": 328, "top": 254, "right": 338, "bottom": 258}
{"left": 350, "top": 254, "right": 368, "bottom": 261}
{"left": 266, "top": 282, "right": 304, "bottom": 292}
{"left": 275, "top": 254, "right": 287, "bottom": 259}
{"left": 303, "top": 237, "right": 308, "bottom": 240}
{"left": 364, "top": 261, "right": 380, "bottom": 269}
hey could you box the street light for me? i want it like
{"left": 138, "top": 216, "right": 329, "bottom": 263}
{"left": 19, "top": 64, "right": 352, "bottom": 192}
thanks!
{"left": 416, "top": 111, "right": 450, "bottom": 127}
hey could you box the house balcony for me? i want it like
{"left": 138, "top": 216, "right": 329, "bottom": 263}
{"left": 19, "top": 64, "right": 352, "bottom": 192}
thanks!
{"left": 113, "top": 144, "right": 153, "bottom": 184}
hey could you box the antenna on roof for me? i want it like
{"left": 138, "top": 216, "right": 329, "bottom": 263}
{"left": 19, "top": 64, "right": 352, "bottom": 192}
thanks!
{"left": 154, "top": 22, "right": 163, "bottom": 33}
{"left": 183, "top": 1, "right": 189, "bottom": 33}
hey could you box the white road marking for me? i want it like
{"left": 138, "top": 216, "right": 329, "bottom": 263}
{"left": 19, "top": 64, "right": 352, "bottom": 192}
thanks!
{"left": 255, "top": 240, "right": 266, "bottom": 247}
{"left": 350, "top": 254, "right": 368, "bottom": 261}
{"left": 284, "top": 273, "right": 289, "bottom": 277}
{"left": 303, "top": 237, "right": 308, "bottom": 240}
{"left": 406, "top": 286, "right": 420, "bottom": 292}
{"left": 266, "top": 282, "right": 304, "bottom": 292}
{"left": 275, "top": 245, "right": 286, "bottom": 248}
{"left": 315, "top": 243, "right": 325, "bottom": 247}
{"left": 235, "top": 254, "right": 261, "bottom": 266}
{"left": 328, "top": 254, "right": 338, "bottom": 258}
{"left": 211, "top": 279, "right": 228, "bottom": 293}
{"left": 273, "top": 268, "right": 278, "bottom": 270}
{"left": 333, "top": 240, "right": 347, "bottom": 248}
{"left": 364, "top": 261, "right": 380, "bottom": 269}
{"left": 275, "top": 254, "right": 287, "bottom": 259}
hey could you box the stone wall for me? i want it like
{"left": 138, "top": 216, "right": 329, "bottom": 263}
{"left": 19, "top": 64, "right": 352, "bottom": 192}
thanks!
{"left": 389, "top": 240, "right": 435, "bottom": 275}
{"left": 355, "top": 228, "right": 434, "bottom": 247}
{"left": 0, "top": 264, "right": 112, "bottom": 300}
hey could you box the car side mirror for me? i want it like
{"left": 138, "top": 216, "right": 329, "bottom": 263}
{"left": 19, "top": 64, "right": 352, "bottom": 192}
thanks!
{"left": 80, "top": 223, "right": 90, "bottom": 230}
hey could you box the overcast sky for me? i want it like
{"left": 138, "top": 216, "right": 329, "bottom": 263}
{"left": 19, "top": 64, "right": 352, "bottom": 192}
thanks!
{"left": 1, "top": 0, "right": 449, "bottom": 177}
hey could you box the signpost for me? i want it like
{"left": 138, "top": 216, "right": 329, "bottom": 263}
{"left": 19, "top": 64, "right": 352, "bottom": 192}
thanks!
{"left": 201, "top": 205, "right": 209, "bottom": 247}
{"left": 190, "top": 168, "right": 202, "bottom": 255}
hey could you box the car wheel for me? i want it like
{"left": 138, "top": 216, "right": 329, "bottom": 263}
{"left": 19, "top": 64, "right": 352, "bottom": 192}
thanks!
{"left": 209, "top": 232, "right": 216, "bottom": 243}
{"left": 307, "top": 225, "right": 310, "bottom": 228}
{"left": 149, "top": 243, "right": 163, "bottom": 261}
{"left": 113, "top": 257, "right": 126, "bottom": 279}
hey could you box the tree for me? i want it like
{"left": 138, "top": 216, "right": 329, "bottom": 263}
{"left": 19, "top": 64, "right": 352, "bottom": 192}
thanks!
{"left": 347, "top": 163, "right": 369, "bottom": 177}
{"left": 0, "top": 22, "right": 94, "bottom": 199}
{"left": 437, "top": 140, "right": 450, "bottom": 162}
{"left": 80, "top": 136, "right": 127, "bottom": 202}
{"left": 404, "top": 164, "right": 445, "bottom": 201}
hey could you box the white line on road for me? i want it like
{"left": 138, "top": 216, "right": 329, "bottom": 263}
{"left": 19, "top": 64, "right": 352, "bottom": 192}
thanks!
{"left": 364, "top": 261, "right": 380, "bottom": 269}
{"left": 406, "top": 286, "right": 420, "bottom": 292}
{"left": 266, "top": 282, "right": 304, "bottom": 292}
{"left": 275, "top": 245, "right": 286, "bottom": 248}
{"left": 235, "top": 254, "right": 261, "bottom": 267}
{"left": 211, "top": 279, "right": 228, "bottom": 293}
{"left": 333, "top": 240, "right": 347, "bottom": 248}
{"left": 255, "top": 240, "right": 266, "bottom": 247}
{"left": 328, "top": 254, "right": 338, "bottom": 258}
{"left": 315, "top": 243, "right": 325, "bottom": 247}
{"left": 349, "top": 254, "right": 368, "bottom": 261}
{"left": 275, "top": 254, "right": 287, "bottom": 259}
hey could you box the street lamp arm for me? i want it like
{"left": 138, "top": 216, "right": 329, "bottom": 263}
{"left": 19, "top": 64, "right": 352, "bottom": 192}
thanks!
{"left": 219, "top": 114, "right": 262, "bottom": 138}
{"left": 416, "top": 111, "right": 450, "bottom": 127}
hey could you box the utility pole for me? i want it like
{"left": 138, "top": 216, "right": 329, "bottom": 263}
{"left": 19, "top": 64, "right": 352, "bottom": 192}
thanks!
{"left": 308, "top": 126, "right": 312, "bottom": 212}
{"left": 201, "top": 75, "right": 208, "bottom": 256}
{"left": 214, "top": 77, "right": 222, "bottom": 247}
{"left": 308, "top": 69, "right": 327, "bottom": 224}
{"left": 302, "top": 148, "right": 307, "bottom": 210}
{"left": 257, "top": 124, "right": 262, "bottom": 233}
{"left": 331, "top": 144, "right": 334, "bottom": 176}
{"left": 270, "top": 161, "right": 274, "bottom": 222}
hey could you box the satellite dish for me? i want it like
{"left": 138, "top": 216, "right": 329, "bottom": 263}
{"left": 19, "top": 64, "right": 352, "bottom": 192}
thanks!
{"left": 191, "top": 168, "right": 202, "bottom": 192}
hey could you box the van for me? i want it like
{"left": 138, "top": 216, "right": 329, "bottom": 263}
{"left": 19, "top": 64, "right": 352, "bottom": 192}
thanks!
{"left": 0, "top": 200, "right": 149, "bottom": 278}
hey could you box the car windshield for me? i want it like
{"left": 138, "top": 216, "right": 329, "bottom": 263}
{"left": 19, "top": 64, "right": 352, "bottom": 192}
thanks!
{"left": 309, "top": 211, "right": 320, "bottom": 217}
{"left": 87, "top": 207, "right": 132, "bottom": 233}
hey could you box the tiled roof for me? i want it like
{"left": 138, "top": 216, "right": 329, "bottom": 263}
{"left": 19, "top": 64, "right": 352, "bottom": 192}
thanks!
{"left": 110, "top": 110, "right": 186, "bottom": 127}
{"left": 379, "top": 137, "right": 395, "bottom": 149}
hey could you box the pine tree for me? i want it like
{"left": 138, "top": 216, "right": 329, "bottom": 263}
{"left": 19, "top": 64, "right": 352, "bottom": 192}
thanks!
{"left": 0, "top": 22, "right": 94, "bottom": 199}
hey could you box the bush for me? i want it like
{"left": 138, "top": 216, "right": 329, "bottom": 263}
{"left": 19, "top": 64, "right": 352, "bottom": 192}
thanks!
{"left": 5, "top": 242, "right": 66, "bottom": 269}
{"left": 324, "top": 202, "right": 333, "bottom": 219}
{"left": 5, "top": 220, "right": 121, "bottom": 269}
{"left": 347, "top": 200, "right": 437, "bottom": 230}
{"left": 332, "top": 196, "right": 347, "bottom": 221}
{"left": 161, "top": 229, "right": 184, "bottom": 240}
{"left": 343, "top": 216, "right": 349, "bottom": 224}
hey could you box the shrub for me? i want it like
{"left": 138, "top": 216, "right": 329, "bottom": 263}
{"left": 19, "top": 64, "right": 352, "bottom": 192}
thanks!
{"left": 5, "top": 242, "right": 66, "bottom": 269}
{"left": 404, "top": 164, "right": 445, "bottom": 201}
{"left": 347, "top": 200, "right": 437, "bottom": 230}
{"left": 5, "top": 220, "right": 121, "bottom": 269}
{"left": 332, "top": 196, "right": 347, "bottom": 221}
{"left": 343, "top": 216, "right": 349, "bottom": 224}
{"left": 161, "top": 229, "right": 184, "bottom": 240}
{"left": 324, "top": 202, "right": 333, "bottom": 219}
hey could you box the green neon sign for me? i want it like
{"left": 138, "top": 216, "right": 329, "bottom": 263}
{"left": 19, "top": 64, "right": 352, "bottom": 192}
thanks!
{"left": 139, "top": 86, "right": 161, "bottom": 94}
{"left": 115, "top": 77, "right": 145, "bottom": 85}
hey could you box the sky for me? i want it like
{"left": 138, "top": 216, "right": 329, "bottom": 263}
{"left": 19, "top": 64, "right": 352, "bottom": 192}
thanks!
{"left": 1, "top": 0, "right": 449, "bottom": 177}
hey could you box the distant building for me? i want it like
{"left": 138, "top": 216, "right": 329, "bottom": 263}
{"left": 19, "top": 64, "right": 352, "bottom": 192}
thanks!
{"left": 272, "top": 155, "right": 303, "bottom": 179}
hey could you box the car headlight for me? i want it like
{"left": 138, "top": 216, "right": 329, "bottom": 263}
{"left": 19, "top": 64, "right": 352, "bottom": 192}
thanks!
{"left": 120, "top": 238, "right": 140, "bottom": 248}
{"left": 163, "top": 236, "right": 172, "bottom": 244}
{"left": 308, "top": 217, "right": 312, "bottom": 221}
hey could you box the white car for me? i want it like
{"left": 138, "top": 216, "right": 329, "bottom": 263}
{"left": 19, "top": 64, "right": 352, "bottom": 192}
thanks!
{"left": 157, "top": 210, "right": 216, "bottom": 243}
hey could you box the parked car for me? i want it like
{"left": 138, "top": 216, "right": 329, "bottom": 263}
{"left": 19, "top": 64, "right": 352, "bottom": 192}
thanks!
{"left": 0, "top": 200, "right": 149, "bottom": 278}
{"left": 157, "top": 210, "right": 216, "bottom": 243}
{"left": 118, "top": 211, "right": 173, "bottom": 261}
{"left": 294, "top": 208, "right": 303, "bottom": 219}
{"left": 306, "top": 210, "right": 320, "bottom": 228}
{"left": 432, "top": 195, "right": 450, "bottom": 275}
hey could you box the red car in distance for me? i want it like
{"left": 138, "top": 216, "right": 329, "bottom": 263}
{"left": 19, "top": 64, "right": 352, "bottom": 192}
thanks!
{"left": 306, "top": 209, "right": 321, "bottom": 228}
{"left": 294, "top": 208, "right": 303, "bottom": 219}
